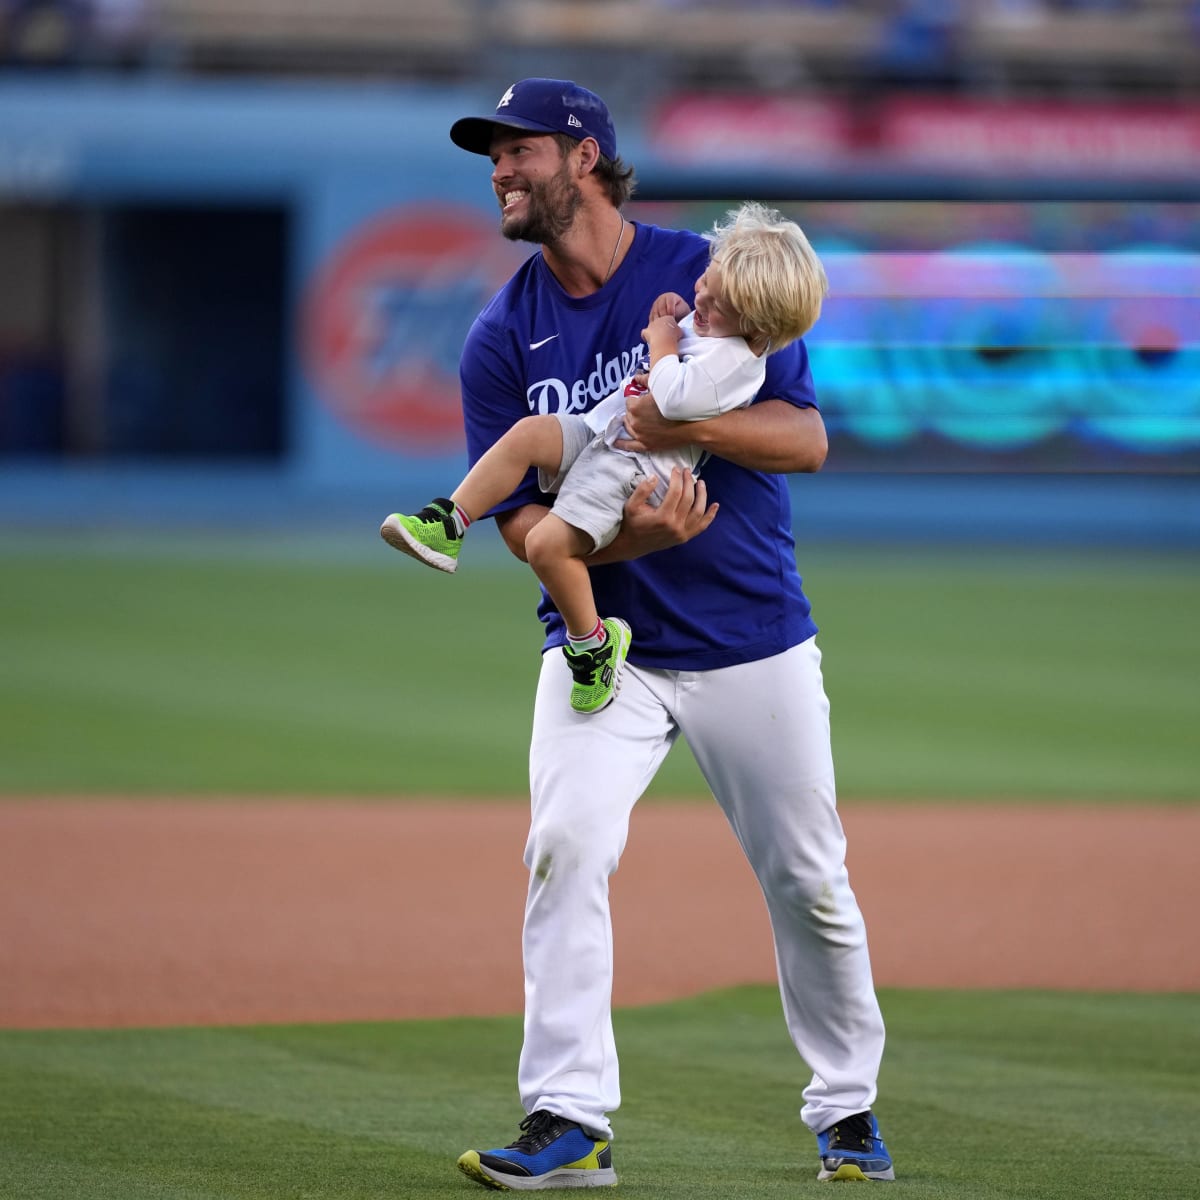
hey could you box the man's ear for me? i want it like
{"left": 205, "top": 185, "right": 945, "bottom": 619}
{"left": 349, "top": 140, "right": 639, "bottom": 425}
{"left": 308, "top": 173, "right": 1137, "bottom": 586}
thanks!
{"left": 576, "top": 137, "right": 601, "bottom": 176}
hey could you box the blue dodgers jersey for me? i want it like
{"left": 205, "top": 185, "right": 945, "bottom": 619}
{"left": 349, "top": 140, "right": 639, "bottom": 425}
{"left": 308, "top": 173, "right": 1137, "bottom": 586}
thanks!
{"left": 459, "top": 222, "right": 819, "bottom": 670}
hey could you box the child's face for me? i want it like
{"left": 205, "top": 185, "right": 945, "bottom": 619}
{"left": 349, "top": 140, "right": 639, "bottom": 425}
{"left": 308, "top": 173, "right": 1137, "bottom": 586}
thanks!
{"left": 691, "top": 262, "right": 745, "bottom": 340}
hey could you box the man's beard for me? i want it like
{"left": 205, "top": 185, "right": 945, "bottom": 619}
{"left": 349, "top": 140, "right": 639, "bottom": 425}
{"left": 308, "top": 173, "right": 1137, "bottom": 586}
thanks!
{"left": 501, "top": 165, "right": 583, "bottom": 245}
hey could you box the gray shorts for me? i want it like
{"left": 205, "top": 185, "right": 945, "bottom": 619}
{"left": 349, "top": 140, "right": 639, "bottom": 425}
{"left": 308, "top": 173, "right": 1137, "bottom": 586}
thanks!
{"left": 537, "top": 413, "right": 646, "bottom": 553}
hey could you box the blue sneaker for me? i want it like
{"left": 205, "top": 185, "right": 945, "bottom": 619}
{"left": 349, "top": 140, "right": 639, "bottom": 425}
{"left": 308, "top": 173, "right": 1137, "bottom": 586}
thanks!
{"left": 816, "top": 1111, "right": 894, "bottom": 1181}
{"left": 457, "top": 1110, "right": 617, "bottom": 1190}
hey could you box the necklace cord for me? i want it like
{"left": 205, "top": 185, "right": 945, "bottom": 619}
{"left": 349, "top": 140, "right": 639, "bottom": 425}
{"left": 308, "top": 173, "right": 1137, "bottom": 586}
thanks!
{"left": 602, "top": 216, "right": 625, "bottom": 284}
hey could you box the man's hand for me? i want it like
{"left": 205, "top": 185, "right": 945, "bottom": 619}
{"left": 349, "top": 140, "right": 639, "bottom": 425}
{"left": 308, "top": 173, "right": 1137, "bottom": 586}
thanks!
{"left": 591, "top": 467, "right": 718, "bottom": 563}
{"left": 617, "top": 382, "right": 691, "bottom": 453}
{"left": 614, "top": 468, "right": 715, "bottom": 556}
{"left": 621, "top": 387, "right": 829, "bottom": 474}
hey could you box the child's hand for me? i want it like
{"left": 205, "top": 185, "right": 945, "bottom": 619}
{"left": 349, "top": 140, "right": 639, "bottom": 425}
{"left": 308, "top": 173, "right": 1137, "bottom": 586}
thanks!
{"left": 649, "top": 292, "right": 691, "bottom": 322}
{"left": 642, "top": 313, "right": 683, "bottom": 347}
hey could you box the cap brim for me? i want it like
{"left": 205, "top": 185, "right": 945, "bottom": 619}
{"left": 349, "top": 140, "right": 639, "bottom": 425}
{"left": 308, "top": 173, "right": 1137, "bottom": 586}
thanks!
{"left": 450, "top": 115, "right": 566, "bottom": 156}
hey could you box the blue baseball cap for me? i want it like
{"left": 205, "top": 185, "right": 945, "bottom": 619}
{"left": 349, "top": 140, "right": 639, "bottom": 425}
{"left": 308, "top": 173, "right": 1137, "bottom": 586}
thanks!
{"left": 450, "top": 78, "right": 618, "bottom": 161}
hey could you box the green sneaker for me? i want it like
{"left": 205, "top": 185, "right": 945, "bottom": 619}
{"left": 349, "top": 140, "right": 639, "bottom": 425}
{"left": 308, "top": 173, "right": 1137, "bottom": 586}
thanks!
{"left": 563, "top": 617, "right": 632, "bottom": 714}
{"left": 379, "top": 498, "right": 463, "bottom": 573}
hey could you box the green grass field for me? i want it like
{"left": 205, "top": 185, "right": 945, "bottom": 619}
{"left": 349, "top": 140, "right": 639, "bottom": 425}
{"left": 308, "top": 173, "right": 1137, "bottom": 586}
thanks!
{"left": 3, "top": 531, "right": 1197, "bottom": 1198}
{"left": 2, "top": 987, "right": 1197, "bottom": 1199}
{"left": 1, "top": 532, "right": 1197, "bottom": 800}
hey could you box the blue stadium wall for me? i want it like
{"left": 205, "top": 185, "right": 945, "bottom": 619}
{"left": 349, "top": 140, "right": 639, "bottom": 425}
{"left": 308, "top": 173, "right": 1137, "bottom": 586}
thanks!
{"left": 0, "top": 74, "right": 1196, "bottom": 546}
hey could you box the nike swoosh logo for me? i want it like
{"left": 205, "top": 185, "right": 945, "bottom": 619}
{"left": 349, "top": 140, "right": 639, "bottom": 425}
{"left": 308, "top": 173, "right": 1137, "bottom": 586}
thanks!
{"left": 529, "top": 334, "right": 559, "bottom": 350}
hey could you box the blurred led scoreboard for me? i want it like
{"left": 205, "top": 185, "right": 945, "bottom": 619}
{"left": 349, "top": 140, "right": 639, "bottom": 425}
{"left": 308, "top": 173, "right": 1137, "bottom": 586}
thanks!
{"left": 629, "top": 200, "right": 1200, "bottom": 472}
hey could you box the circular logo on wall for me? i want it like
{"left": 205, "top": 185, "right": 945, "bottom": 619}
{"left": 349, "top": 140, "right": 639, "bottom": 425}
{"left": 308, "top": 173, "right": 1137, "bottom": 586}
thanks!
{"left": 302, "top": 204, "right": 526, "bottom": 451}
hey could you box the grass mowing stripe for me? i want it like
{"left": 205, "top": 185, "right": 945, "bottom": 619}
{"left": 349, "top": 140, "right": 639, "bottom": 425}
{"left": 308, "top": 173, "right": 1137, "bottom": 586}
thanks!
{"left": 1, "top": 539, "right": 1196, "bottom": 799}
{"left": 3, "top": 1070, "right": 427, "bottom": 1200}
{"left": 1, "top": 987, "right": 1197, "bottom": 1199}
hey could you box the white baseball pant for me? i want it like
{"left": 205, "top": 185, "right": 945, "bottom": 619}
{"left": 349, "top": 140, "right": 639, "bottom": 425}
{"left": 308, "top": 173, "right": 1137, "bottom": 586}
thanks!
{"left": 519, "top": 636, "right": 885, "bottom": 1140}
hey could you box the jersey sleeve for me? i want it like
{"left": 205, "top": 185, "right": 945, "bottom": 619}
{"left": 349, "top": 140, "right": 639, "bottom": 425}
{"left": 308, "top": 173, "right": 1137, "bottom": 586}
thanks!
{"left": 459, "top": 316, "right": 544, "bottom": 515}
{"left": 759, "top": 337, "right": 819, "bottom": 410}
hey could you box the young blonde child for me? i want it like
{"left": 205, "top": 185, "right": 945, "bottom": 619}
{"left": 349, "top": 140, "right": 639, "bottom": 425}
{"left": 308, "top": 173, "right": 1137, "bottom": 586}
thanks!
{"left": 380, "top": 201, "right": 828, "bottom": 714}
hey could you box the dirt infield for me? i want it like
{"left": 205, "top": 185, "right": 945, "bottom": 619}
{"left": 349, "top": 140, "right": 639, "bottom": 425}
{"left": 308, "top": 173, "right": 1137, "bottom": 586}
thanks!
{"left": 1, "top": 800, "right": 1196, "bottom": 1030}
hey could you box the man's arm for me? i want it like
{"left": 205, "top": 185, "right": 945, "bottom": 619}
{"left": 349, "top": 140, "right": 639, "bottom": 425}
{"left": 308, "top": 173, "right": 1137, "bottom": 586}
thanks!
{"left": 495, "top": 503, "right": 551, "bottom": 563}
{"left": 619, "top": 393, "right": 828, "bottom": 474}
{"left": 495, "top": 468, "right": 717, "bottom": 565}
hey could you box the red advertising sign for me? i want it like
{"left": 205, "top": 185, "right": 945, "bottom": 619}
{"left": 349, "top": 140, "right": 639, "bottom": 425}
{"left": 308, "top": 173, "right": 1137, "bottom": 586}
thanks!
{"left": 646, "top": 91, "right": 1200, "bottom": 175}
{"left": 877, "top": 98, "right": 1200, "bottom": 175}
{"left": 648, "top": 93, "right": 854, "bottom": 164}
{"left": 302, "top": 204, "right": 526, "bottom": 450}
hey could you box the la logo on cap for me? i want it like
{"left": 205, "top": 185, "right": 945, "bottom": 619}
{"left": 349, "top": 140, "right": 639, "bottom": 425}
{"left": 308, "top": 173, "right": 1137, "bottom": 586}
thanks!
{"left": 498, "top": 86, "right": 514, "bottom": 107}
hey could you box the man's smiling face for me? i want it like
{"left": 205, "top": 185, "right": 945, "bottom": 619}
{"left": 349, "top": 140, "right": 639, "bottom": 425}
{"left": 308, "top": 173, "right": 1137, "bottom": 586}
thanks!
{"left": 489, "top": 131, "right": 584, "bottom": 246}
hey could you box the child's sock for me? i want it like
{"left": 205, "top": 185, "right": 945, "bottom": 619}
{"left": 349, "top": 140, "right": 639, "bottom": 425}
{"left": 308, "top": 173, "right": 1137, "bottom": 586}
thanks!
{"left": 448, "top": 502, "right": 471, "bottom": 538}
{"left": 567, "top": 617, "right": 607, "bottom": 653}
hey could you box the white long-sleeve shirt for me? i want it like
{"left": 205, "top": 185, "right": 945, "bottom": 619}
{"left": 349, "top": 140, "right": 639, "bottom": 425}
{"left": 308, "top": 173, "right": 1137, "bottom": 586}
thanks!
{"left": 582, "top": 313, "right": 767, "bottom": 479}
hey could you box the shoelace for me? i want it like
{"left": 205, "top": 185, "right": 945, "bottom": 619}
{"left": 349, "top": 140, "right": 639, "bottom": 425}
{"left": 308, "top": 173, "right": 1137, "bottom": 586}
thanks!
{"left": 825, "top": 1111, "right": 874, "bottom": 1150}
{"left": 506, "top": 1110, "right": 571, "bottom": 1153}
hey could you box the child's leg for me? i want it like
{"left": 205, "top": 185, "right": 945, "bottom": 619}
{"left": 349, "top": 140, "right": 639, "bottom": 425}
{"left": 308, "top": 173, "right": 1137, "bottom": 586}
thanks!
{"left": 380, "top": 417, "right": 567, "bottom": 575}
{"left": 524, "top": 513, "right": 599, "bottom": 638}
{"left": 452, "top": 415, "right": 565, "bottom": 522}
{"left": 527, "top": 511, "right": 632, "bottom": 715}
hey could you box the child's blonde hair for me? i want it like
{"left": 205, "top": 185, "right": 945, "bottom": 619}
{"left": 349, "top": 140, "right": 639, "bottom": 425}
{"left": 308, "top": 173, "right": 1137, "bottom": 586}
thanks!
{"left": 706, "top": 201, "right": 828, "bottom": 352}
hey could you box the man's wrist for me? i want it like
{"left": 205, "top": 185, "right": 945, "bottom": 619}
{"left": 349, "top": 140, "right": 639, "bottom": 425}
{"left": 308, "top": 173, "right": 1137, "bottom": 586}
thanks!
{"left": 685, "top": 415, "right": 717, "bottom": 448}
